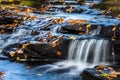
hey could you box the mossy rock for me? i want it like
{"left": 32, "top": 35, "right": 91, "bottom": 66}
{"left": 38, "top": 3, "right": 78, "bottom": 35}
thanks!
{"left": 92, "top": 0, "right": 120, "bottom": 17}
{"left": 20, "top": 0, "right": 47, "bottom": 8}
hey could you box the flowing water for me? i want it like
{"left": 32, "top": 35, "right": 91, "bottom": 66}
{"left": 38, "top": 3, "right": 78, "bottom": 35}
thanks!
{"left": 0, "top": 0, "right": 120, "bottom": 80}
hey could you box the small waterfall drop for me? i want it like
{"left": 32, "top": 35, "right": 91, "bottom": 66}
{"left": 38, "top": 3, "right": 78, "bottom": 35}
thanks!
{"left": 89, "top": 25, "right": 102, "bottom": 36}
{"left": 68, "top": 39, "right": 110, "bottom": 65}
{"left": 12, "top": 29, "right": 32, "bottom": 37}
{"left": 52, "top": 25, "right": 61, "bottom": 34}
{"left": 37, "top": 39, "right": 110, "bottom": 76}
{"left": 1, "top": 28, "right": 32, "bottom": 50}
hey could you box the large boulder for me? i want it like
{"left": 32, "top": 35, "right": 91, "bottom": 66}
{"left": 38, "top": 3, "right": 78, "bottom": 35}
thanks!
{"left": 23, "top": 38, "right": 71, "bottom": 60}
{"left": 59, "top": 21, "right": 118, "bottom": 38}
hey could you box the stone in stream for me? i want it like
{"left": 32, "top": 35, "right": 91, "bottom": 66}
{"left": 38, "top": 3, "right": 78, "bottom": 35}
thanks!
{"left": 111, "top": 40, "right": 120, "bottom": 64}
{"left": 0, "top": 8, "right": 23, "bottom": 34}
{"left": 81, "top": 65, "right": 120, "bottom": 80}
{"left": 2, "top": 43, "right": 23, "bottom": 60}
{"left": 59, "top": 20, "right": 120, "bottom": 38}
{"left": 61, "top": 5, "right": 84, "bottom": 13}
{"left": 23, "top": 37, "right": 71, "bottom": 61}
{"left": 59, "top": 19, "right": 87, "bottom": 34}
{"left": 2, "top": 32, "right": 72, "bottom": 62}
{"left": 116, "top": 24, "right": 120, "bottom": 39}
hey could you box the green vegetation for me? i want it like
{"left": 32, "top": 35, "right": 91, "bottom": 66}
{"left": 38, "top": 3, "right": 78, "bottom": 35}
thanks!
{"left": 1, "top": 0, "right": 47, "bottom": 8}
{"left": 92, "top": 0, "right": 120, "bottom": 17}
{"left": 20, "top": 0, "right": 47, "bottom": 8}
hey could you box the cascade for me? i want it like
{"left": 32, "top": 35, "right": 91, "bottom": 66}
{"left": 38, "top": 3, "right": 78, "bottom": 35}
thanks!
{"left": 68, "top": 39, "right": 110, "bottom": 65}
{"left": 89, "top": 25, "right": 102, "bottom": 36}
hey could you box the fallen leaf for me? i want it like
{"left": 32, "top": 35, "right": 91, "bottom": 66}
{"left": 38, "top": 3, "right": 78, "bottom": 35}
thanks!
{"left": 16, "top": 57, "right": 20, "bottom": 61}
{"left": 57, "top": 51, "right": 62, "bottom": 56}
{"left": 0, "top": 72, "right": 4, "bottom": 76}
{"left": 112, "top": 27, "right": 116, "bottom": 31}
{"left": 24, "top": 54, "right": 28, "bottom": 59}
{"left": 86, "top": 24, "right": 91, "bottom": 28}
{"left": 10, "top": 51, "right": 15, "bottom": 57}
{"left": 51, "top": 43, "right": 56, "bottom": 48}
{"left": 69, "top": 36, "right": 75, "bottom": 39}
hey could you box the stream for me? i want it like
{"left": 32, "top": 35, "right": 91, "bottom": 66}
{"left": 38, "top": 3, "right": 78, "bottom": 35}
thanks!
{"left": 0, "top": 0, "right": 120, "bottom": 80}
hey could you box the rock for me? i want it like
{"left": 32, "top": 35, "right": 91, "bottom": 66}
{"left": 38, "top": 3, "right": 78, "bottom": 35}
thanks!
{"left": 116, "top": 24, "right": 120, "bottom": 39}
{"left": 91, "top": 0, "right": 120, "bottom": 17}
{"left": 59, "top": 21, "right": 116, "bottom": 38}
{"left": 0, "top": 8, "right": 23, "bottom": 34}
{"left": 98, "top": 24, "right": 114, "bottom": 37}
{"left": 112, "top": 40, "right": 120, "bottom": 64}
{"left": 62, "top": 5, "right": 84, "bottom": 13}
{"left": 23, "top": 38, "right": 71, "bottom": 61}
{"left": 2, "top": 43, "right": 22, "bottom": 56}
{"left": 59, "top": 20, "right": 87, "bottom": 34}
{"left": 81, "top": 68, "right": 102, "bottom": 80}
{"left": 81, "top": 65, "right": 120, "bottom": 80}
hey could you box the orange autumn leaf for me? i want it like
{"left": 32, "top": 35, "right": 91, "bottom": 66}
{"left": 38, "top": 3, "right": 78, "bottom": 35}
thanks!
{"left": 78, "top": 32, "right": 82, "bottom": 35}
{"left": 52, "top": 18, "right": 64, "bottom": 24}
{"left": 16, "top": 57, "right": 20, "bottom": 61}
{"left": 0, "top": 72, "right": 4, "bottom": 76}
{"left": 57, "top": 36, "right": 63, "bottom": 39}
{"left": 14, "top": 20, "right": 19, "bottom": 23}
{"left": 22, "top": 43, "right": 30, "bottom": 49}
{"left": 57, "top": 51, "right": 62, "bottom": 56}
{"left": 68, "top": 19, "right": 87, "bottom": 25}
{"left": 86, "top": 24, "right": 91, "bottom": 28}
{"left": 26, "top": 8, "right": 31, "bottom": 13}
{"left": 112, "top": 27, "right": 116, "bottom": 31}
{"left": 24, "top": 54, "right": 28, "bottom": 59}
{"left": 79, "top": 26, "right": 82, "bottom": 31}
{"left": 10, "top": 51, "right": 15, "bottom": 57}
{"left": 51, "top": 43, "right": 57, "bottom": 48}
{"left": 17, "top": 49, "right": 23, "bottom": 54}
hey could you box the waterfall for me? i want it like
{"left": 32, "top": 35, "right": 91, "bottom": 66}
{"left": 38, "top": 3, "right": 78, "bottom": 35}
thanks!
{"left": 12, "top": 29, "right": 32, "bottom": 38}
{"left": 52, "top": 25, "right": 61, "bottom": 34}
{"left": 68, "top": 39, "right": 110, "bottom": 65}
{"left": 34, "top": 39, "right": 110, "bottom": 77}
{"left": 89, "top": 25, "right": 102, "bottom": 36}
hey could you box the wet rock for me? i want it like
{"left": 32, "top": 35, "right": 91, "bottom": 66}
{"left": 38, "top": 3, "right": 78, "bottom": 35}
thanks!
{"left": 23, "top": 38, "right": 71, "bottom": 61}
{"left": 0, "top": 54, "right": 8, "bottom": 60}
{"left": 59, "top": 21, "right": 118, "bottom": 38}
{"left": 96, "top": 24, "right": 114, "bottom": 37}
{"left": 2, "top": 43, "right": 22, "bottom": 57}
{"left": 116, "top": 24, "right": 120, "bottom": 39}
{"left": 59, "top": 20, "right": 87, "bottom": 34}
{"left": 62, "top": 5, "right": 84, "bottom": 13}
{"left": 112, "top": 40, "right": 120, "bottom": 64}
{"left": 91, "top": 0, "right": 120, "bottom": 17}
{"left": 81, "top": 65, "right": 120, "bottom": 80}
{"left": 0, "top": 8, "right": 23, "bottom": 34}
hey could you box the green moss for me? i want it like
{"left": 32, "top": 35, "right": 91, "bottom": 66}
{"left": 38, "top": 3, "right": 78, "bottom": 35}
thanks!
{"left": 20, "top": 1, "right": 34, "bottom": 6}
{"left": 111, "top": 8, "right": 120, "bottom": 17}
{"left": 1, "top": 1, "right": 20, "bottom": 5}
{"left": 92, "top": 0, "right": 120, "bottom": 17}
{"left": 20, "top": 0, "right": 47, "bottom": 8}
